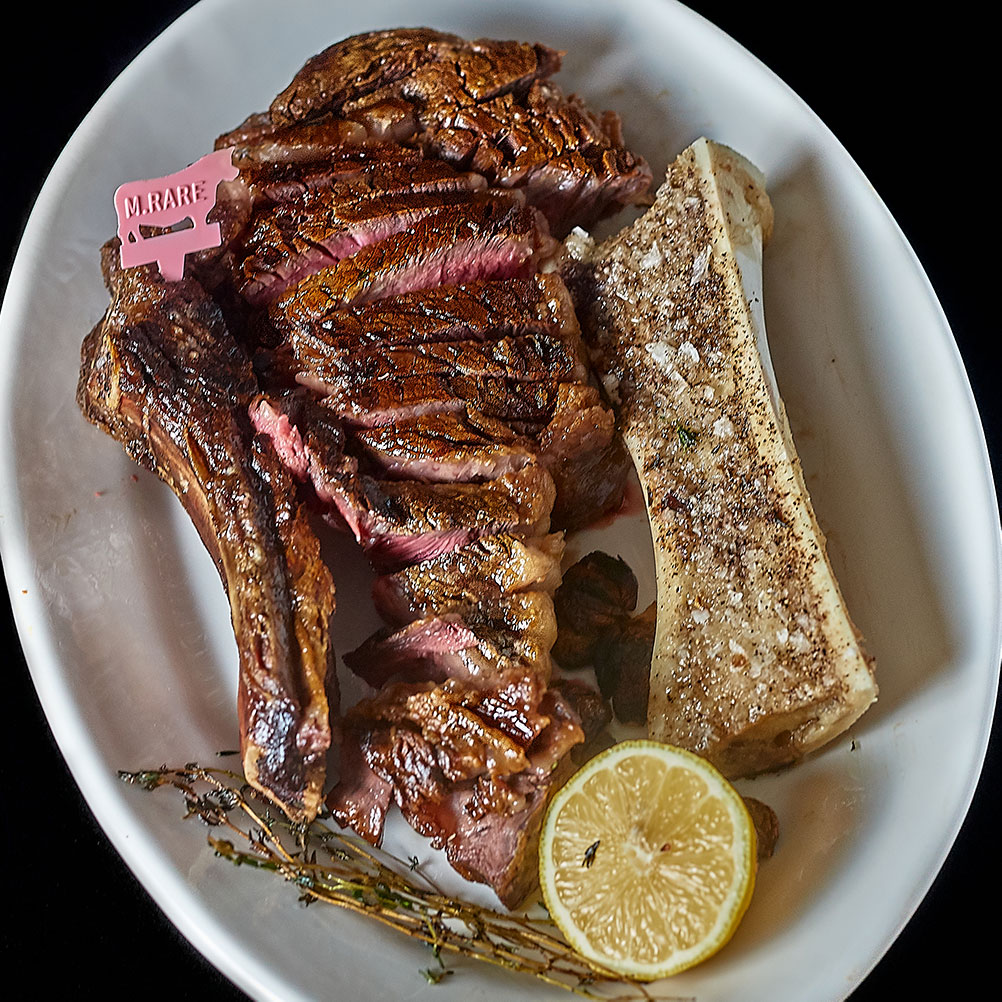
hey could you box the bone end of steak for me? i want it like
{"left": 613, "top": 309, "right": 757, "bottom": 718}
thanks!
{"left": 77, "top": 266, "right": 334, "bottom": 822}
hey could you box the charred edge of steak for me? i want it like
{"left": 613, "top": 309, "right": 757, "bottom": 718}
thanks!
{"left": 77, "top": 266, "right": 335, "bottom": 822}
{"left": 267, "top": 29, "right": 561, "bottom": 127}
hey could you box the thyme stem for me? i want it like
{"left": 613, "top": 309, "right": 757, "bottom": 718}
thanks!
{"left": 120, "top": 765, "right": 693, "bottom": 1002}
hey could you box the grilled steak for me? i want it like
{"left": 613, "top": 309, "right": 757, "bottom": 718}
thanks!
{"left": 326, "top": 465, "right": 556, "bottom": 570}
{"left": 82, "top": 27, "right": 649, "bottom": 904}
{"left": 372, "top": 532, "right": 564, "bottom": 625}
{"left": 346, "top": 594, "right": 557, "bottom": 688}
{"left": 537, "top": 382, "right": 631, "bottom": 529}
{"left": 294, "top": 332, "right": 588, "bottom": 394}
{"left": 350, "top": 410, "right": 536, "bottom": 482}
{"left": 217, "top": 114, "right": 369, "bottom": 167}
{"left": 269, "top": 195, "right": 553, "bottom": 330}
{"left": 322, "top": 372, "right": 570, "bottom": 428}
{"left": 238, "top": 187, "right": 495, "bottom": 305}
{"left": 268, "top": 29, "right": 559, "bottom": 127}
{"left": 232, "top": 146, "right": 429, "bottom": 205}
{"left": 329, "top": 674, "right": 582, "bottom": 907}
{"left": 280, "top": 273, "right": 576, "bottom": 351}
{"left": 77, "top": 265, "right": 335, "bottom": 822}
{"left": 262, "top": 28, "right": 649, "bottom": 235}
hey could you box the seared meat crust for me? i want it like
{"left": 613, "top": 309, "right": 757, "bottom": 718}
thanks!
{"left": 77, "top": 266, "right": 335, "bottom": 822}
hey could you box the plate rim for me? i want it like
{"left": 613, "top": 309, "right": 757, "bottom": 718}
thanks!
{"left": 2, "top": 2, "right": 1000, "bottom": 999}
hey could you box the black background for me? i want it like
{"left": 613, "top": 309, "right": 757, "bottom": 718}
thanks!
{"left": 2, "top": 3, "right": 997, "bottom": 999}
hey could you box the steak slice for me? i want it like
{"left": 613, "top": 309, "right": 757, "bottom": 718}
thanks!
{"left": 204, "top": 144, "right": 436, "bottom": 273}
{"left": 536, "top": 382, "right": 631, "bottom": 530}
{"left": 268, "top": 29, "right": 559, "bottom": 126}
{"left": 326, "top": 726, "right": 393, "bottom": 845}
{"left": 265, "top": 28, "right": 647, "bottom": 234}
{"left": 272, "top": 155, "right": 486, "bottom": 204}
{"left": 321, "top": 372, "right": 569, "bottom": 428}
{"left": 428, "top": 764, "right": 569, "bottom": 909}
{"left": 420, "top": 79, "right": 652, "bottom": 235}
{"left": 372, "top": 532, "right": 564, "bottom": 625}
{"left": 427, "top": 690, "right": 582, "bottom": 908}
{"left": 76, "top": 266, "right": 334, "bottom": 823}
{"left": 247, "top": 391, "right": 359, "bottom": 521}
{"left": 279, "top": 273, "right": 576, "bottom": 352}
{"left": 324, "top": 465, "right": 555, "bottom": 570}
{"left": 217, "top": 113, "right": 368, "bottom": 167}
{"left": 344, "top": 600, "right": 556, "bottom": 690}
{"left": 249, "top": 395, "right": 559, "bottom": 569}
{"left": 237, "top": 188, "right": 495, "bottom": 305}
{"left": 295, "top": 331, "right": 587, "bottom": 398}
{"left": 235, "top": 146, "right": 424, "bottom": 205}
{"left": 333, "top": 676, "right": 581, "bottom": 907}
{"left": 269, "top": 196, "right": 553, "bottom": 330}
{"left": 350, "top": 409, "right": 535, "bottom": 482}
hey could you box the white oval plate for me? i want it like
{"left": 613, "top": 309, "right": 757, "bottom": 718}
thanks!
{"left": 1, "top": 2, "right": 999, "bottom": 1000}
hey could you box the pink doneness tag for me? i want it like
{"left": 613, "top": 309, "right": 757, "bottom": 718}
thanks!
{"left": 114, "top": 148, "right": 238, "bottom": 281}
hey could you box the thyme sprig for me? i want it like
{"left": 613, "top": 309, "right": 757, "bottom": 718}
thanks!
{"left": 119, "top": 765, "right": 693, "bottom": 1000}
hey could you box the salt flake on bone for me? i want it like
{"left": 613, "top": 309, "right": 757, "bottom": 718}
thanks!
{"left": 713, "top": 416, "right": 735, "bottom": 438}
{"left": 790, "top": 631, "right": 811, "bottom": 654}
{"left": 562, "top": 227, "right": 593, "bottom": 261}
{"left": 690, "top": 245, "right": 711, "bottom": 285}
{"left": 640, "top": 241, "right": 664, "bottom": 269}
{"left": 677, "top": 340, "right": 699, "bottom": 365}
{"left": 645, "top": 341, "right": 674, "bottom": 367}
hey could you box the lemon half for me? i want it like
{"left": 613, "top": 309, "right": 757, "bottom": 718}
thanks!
{"left": 538, "top": 740, "right": 756, "bottom": 980}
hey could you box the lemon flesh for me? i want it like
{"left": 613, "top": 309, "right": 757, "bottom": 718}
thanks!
{"left": 539, "top": 740, "right": 756, "bottom": 980}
